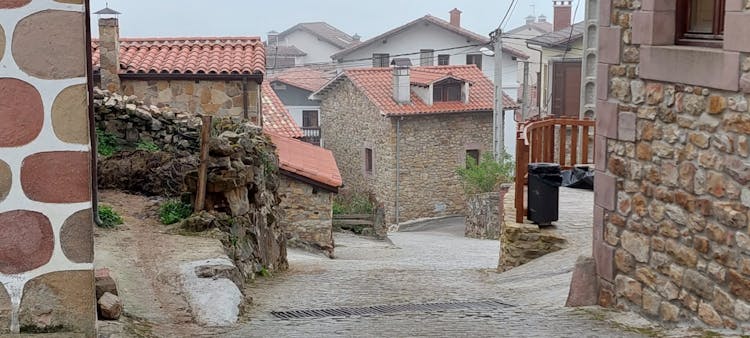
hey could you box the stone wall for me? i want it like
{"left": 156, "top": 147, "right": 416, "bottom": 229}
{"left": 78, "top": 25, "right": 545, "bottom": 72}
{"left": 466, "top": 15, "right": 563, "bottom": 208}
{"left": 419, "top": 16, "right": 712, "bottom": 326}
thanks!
{"left": 464, "top": 186, "right": 509, "bottom": 240}
{"left": 498, "top": 189, "right": 567, "bottom": 271}
{"left": 278, "top": 176, "right": 335, "bottom": 257}
{"left": 0, "top": 1, "right": 95, "bottom": 335}
{"left": 592, "top": 0, "right": 750, "bottom": 330}
{"left": 319, "top": 78, "right": 494, "bottom": 224}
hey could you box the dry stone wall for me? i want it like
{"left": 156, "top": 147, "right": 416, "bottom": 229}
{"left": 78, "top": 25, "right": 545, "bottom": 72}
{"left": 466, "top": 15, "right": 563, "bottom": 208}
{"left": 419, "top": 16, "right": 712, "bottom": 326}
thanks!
{"left": 464, "top": 186, "right": 509, "bottom": 240}
{"left": 0, "top": 1, "right": 95, "bottom": 335}
{"left": 594, "top": 0, "right": 750, "bottom": 330}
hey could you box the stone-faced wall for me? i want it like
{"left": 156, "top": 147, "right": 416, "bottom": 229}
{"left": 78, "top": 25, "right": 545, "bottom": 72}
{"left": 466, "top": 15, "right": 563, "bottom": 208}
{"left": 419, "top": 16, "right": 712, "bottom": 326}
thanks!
{"left": 278, "top": 176, "right": 334, "bottom": 257}
{"left": 594, "top": 0, "right": 750, "bottom": 330}
{"left": 0, "top": 1, "right": 95, "bottom": 335}
{"left": 465, "top": 186, "right": 510, "bottom": 240}
{"left": 120, "top": 79, "right": 259, "bottom": 121}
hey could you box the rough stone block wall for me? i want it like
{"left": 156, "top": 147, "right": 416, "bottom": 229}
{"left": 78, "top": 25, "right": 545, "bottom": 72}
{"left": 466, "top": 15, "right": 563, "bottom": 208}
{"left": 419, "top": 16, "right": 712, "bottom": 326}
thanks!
{"left": 498, "top": 189, "right": 566, "bottom": 271}
{"left": 0, "top": 0, "right": 95, "bottom": 335}
{"left": 278, "top": 176, "right": 334, "bottom": 257}
{"left": 594, "top": 0, "right": 750, "bottom": 330}
{"left": 465, "top": 189, "right": 505, "bottom": 240}
{"left": 119, "top": 79, "right": 258, "bottom": 120}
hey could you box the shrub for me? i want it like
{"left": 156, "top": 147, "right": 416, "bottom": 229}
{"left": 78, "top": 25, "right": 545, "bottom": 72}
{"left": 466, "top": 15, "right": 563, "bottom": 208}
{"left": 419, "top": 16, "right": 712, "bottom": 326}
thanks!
{"left": 457, "top": 152, "right": 514, "bottom": 194}
{"left": 98, "top": 205, "right": 123, "bottom": 228}
{"left": 136, "top": 140, "right": 160, "bottom": 152}
{"left": 333, "top": 191, "right": 374, "bottom": 215}
{"left": 159, "top": 199, "right": 193, "bottom": 225}
{"left": 96, "top": 129, "right": 120, "bottom": 157}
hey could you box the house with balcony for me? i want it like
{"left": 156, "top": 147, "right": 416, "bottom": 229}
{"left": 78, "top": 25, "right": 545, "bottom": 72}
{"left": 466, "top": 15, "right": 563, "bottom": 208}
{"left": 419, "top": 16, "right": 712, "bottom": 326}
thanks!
{"left": 269, "top": 67, "right": 334, "bottom": 145}
{"left": 311, "top": 65, "right": 519, "bottom": 225}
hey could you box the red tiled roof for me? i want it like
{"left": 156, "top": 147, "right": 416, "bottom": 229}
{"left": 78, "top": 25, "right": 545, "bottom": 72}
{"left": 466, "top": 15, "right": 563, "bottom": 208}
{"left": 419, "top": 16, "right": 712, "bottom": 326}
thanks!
{"left": 267, "top": 132, "right": 343, "bottom": 189}
{"left": 409, "top": 69, "right": 470, "bottom": 86}
{"left": 261, "top": 81, "right": 303, "bottom": 138}
{"left": 269, "top": 67, "right": 334, "bottom": 92}
{"left": 315, "top": 65, "right": 518, "bottom": 117}
{"left": 92, "top": 37, "right": 266, "bottom": 75}
{"left": 331, "top": 15, "right": 528, "bottom": 60}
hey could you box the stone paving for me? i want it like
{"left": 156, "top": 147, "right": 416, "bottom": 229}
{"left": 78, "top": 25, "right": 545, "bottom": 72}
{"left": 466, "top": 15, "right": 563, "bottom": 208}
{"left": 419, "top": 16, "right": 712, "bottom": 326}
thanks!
{"left": 222, "top": 188, "right": 658, "bottom": 337}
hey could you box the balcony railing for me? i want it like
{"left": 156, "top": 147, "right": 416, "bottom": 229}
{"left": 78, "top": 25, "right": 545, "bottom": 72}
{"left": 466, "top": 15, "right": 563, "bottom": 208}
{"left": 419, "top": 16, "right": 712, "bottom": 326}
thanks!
{"left": 301, "top": 127, "right": 321, "bottom": 146}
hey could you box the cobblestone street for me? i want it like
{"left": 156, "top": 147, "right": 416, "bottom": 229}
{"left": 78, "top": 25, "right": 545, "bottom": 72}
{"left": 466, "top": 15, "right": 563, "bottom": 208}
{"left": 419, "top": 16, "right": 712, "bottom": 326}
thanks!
{"left": 217, "top": 188, "right": 667, "bottom": 337}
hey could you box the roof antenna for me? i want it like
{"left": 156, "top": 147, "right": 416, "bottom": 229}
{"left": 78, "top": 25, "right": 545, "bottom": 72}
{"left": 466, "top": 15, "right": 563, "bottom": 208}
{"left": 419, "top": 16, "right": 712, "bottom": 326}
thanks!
{"left": 530, "top": 3, "right": 536, "bottom": 17}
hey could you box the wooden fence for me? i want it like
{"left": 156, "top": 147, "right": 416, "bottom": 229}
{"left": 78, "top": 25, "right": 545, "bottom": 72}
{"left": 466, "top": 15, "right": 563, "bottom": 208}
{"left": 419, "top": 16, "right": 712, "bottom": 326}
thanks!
{"left": 514, "top": 117, "right": 596, "bottom": 223}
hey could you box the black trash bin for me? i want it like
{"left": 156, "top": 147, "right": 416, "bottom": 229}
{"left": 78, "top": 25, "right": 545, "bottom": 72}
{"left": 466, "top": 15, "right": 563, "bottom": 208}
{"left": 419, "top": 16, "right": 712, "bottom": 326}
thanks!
{"left": 527, "top": 163, "right": 562, "bottom": 226}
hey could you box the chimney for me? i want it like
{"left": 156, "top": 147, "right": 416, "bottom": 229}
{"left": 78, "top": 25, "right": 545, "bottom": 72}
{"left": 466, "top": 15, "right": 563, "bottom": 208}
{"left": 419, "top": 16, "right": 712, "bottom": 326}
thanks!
{"left": 449, "top": 8, "right": 462, "bottom": 27}
{"left": 352, "top": 33, "right": 361, "bottom": 42}
{"left": 538, "top": 14, "right": 548, "bottom": 23}
{"left": 553, "top": 1, "right": 572, "bottom": 31}
{"left": 267, "top": 30, "right": 279, "bottom": 45}
{"left": 525, "top": 15, "right": 536, "bottom": 25}
{"left": 98, "top": 17, "right": 121, "bottom": 93}
{"left": 392, "top": 66, "right": 410, "bottom": 104}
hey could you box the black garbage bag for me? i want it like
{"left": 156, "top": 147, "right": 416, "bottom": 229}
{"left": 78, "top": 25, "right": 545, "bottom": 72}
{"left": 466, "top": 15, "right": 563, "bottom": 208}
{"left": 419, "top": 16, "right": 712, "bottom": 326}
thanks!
{"left": 561, "top": 166, "right": 595, "bottom": 190}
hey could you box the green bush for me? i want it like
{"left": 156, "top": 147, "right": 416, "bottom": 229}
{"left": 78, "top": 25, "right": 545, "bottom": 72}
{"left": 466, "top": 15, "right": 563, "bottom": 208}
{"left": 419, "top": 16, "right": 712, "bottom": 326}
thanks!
{"left": 159, "top": 199, "right": 193, "bottom": 225}
{"left": 98, "top": 205, "right": 123, "bottom": 228}
{"left": 96, "top": 129, "right": 120, "bottom": 157}
{"left": 457, "top": 152, "right": 514, "bottom": 194}
{"left": 333, "top": 192, "right": 374, "bottom": 215}
{"left": 136, "top": 140, "right": 160, "bottom": 152}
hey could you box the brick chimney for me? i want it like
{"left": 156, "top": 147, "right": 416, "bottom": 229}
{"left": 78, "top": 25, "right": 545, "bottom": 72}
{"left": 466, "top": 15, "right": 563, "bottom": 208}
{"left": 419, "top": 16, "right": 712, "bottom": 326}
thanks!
{"left": 98, "top": 17, "right": 120, "bottom": 93}
{"left": 449, "top": 8, "right": 462, "bottom": 27}
{"left": 392, "top": 66, "right": 410, "bottom": 104}
{"left": 553, "top": 0, "right": 572, "bottom": 31}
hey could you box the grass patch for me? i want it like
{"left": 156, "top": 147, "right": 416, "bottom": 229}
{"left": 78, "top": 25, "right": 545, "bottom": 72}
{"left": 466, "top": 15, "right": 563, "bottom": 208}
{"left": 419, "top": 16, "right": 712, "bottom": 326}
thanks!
{"left": 96, "top": 129, "right": 120, "bottom": 157}
{"left": 158, "top": 199, "right": 193, "bottom": 225}
{"left": 333, "top": 191, "right": 374, "bottom": 215}
{"left": 136, "top": 140, "right": 160, "bottom": 152}
{"left": 456, "top": 152, "right": 514, "bottom": 194}
{"left": 98, "top": 205, "right": 123, "bottom": 228}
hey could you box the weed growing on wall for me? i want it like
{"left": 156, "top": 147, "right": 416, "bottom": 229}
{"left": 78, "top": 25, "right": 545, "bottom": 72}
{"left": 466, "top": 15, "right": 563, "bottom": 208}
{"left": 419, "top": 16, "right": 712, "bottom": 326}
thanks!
{"left": 96, "top": 129, "right": 120, "bottom": 157}
{"left": 159, "top": 199, "right": 193, "bottom": 225}
{"left": 457, "top": 152, "right": 514, "bottom": 194}
{"left": 136, "top": 140, "right": 160, "bottom": 152}
{"left": 98, "top": 205, "right": 124, "bottom": 228}
{"left": 333, "top": 191, "right": 375, "bottom": 215}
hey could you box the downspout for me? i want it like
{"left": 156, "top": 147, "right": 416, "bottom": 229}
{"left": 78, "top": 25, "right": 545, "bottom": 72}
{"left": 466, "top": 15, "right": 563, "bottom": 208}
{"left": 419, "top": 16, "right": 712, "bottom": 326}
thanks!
{"left": 395, "top": 117, "right": 402, "bottom": 227}
{"left": 526, "top": 42, "right": 544, "bottom": 112}
{"left": 257, "top": 80, "right": 263, "bottom": 127}
{"left": 242, "top": 77, "right": 249, "bottom": 120}
{"left": 85, "top": 0, "right": 104, "bottom": 226}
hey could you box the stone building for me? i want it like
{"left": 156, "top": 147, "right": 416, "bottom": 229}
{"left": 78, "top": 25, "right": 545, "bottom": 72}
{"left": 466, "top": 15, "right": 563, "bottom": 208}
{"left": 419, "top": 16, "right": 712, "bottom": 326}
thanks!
{"left": 587, "top": 0, "right": 750, "bottom": 330}
{"left": 311, "top": 65, "right": 519, "bottom": 224}
{"left": 93, "top": 17, "right": 265, "bottom": 123}
{"left": 0, "top": 2, "right": 95, "bottom": 335}
{"left": 269, "top": 133, "right": 342, "bottom": 257}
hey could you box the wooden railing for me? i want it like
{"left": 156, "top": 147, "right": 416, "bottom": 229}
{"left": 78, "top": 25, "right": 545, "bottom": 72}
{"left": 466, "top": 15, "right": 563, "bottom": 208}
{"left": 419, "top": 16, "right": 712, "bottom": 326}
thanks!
{"left": 514, "top": 117, "right": 596, "bottom": 223}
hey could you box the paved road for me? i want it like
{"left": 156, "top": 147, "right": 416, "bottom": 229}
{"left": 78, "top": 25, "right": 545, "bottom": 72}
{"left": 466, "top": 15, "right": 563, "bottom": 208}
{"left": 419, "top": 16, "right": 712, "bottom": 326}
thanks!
{"left": 221, "top": 188, "right": 658, "bottom": 337}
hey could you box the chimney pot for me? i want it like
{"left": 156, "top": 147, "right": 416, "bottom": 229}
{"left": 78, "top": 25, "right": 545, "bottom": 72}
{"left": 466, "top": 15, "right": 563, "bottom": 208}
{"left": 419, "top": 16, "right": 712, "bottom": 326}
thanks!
{"left": 267, "top": 30, "right": 279, "bottom": 45}
{"left": 449, "top": 8, "right": 462, "bottom": 27}
{"left": 553, "top": 0, "right": 573, "bottom": 31}
{"left": 392, "top": 66, "right": 411, "bottom": 104}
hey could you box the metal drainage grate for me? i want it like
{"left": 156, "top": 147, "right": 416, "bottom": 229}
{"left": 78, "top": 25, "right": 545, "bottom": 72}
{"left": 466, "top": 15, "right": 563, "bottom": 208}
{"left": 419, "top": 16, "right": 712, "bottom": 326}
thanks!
{"left": 271, "top": 299, "right": 513, "bottom": 320}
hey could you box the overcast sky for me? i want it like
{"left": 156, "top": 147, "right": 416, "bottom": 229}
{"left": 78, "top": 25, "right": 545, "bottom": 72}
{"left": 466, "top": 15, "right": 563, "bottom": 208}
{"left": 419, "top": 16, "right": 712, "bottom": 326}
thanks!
{"left": 90, "top": 0, "right": 586, "bottom": 42}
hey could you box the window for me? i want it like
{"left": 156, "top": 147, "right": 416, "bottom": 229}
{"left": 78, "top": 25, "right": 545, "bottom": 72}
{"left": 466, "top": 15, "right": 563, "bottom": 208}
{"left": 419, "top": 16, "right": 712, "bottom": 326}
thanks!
{"left": 365, "top": 148, "right": 373, "bottom": 173}
{"left": 676, "top": 0, "right": 725, "bottom": 47}
{"left": 466, "top": 54, "right": 482, "bottom": 70}
{"left": 466, "top": 149, "right": 480, "bottom": 166}
{"left": 433, "top": 79, "right": 463, "bottom": 102}
{"left": 302, "top": 110, "right": 319, "bottom": 127}
{"left": 373, "top": 53, "right": 390, "bottom": 67}
{"left": 437, "top": 54, "right": 450, "bottom": 66}
{"left": 420, "top": 49, "right": 434, "bottom": 66}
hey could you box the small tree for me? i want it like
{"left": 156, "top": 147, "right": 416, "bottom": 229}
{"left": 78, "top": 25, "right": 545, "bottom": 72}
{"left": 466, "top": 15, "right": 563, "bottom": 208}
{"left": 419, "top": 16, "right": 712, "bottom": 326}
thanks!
{"left": 457, "top": 152, "right": 514, "bottom": 194}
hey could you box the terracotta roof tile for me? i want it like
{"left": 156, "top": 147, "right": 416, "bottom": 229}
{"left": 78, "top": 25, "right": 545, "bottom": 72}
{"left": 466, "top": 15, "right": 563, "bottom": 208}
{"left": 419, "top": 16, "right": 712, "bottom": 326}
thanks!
{"left": 528, "top": 21, "right": 585, "bottom": 49}
{"left": 267, "top": 132, "right": 343, "bottom": 189}
{"left": 92, "top": 37, "right": 266, "bottom": 75}
{"left": 269, "top": 67, "right": 334, "bottom": 92}
{"left": 317, "top": 65, "right": 518, "bottom": 117}
{"left": 261, "top": 81, "right": 303, "bottom": 138}
{"left": 409, "top": 69, "right": 470, "bottom": 86}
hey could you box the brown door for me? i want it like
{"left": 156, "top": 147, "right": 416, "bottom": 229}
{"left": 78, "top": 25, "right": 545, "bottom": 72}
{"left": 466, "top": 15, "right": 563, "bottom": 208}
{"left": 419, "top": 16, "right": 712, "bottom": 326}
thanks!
{"left": 551, "top": 61, "right": 582, "bottom": 118}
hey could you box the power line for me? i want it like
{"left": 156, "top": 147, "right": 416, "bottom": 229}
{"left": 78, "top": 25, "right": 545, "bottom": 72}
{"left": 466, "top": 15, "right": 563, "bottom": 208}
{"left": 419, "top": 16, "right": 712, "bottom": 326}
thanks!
{"left": 502, "top": 0, "right": 520, "bottom": 30}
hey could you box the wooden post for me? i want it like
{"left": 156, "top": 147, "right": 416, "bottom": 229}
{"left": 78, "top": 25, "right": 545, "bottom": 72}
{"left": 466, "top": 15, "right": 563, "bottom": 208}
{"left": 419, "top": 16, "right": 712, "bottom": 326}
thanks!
{"left": 195, "top": 115, "right": 212, "bottom": 212}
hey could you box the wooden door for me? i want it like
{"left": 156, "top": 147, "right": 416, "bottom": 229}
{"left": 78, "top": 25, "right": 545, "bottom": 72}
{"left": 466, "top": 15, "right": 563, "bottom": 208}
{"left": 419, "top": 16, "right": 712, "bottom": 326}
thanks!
{"left": 551, "top": 61, "right": 582, "bottom": 118}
